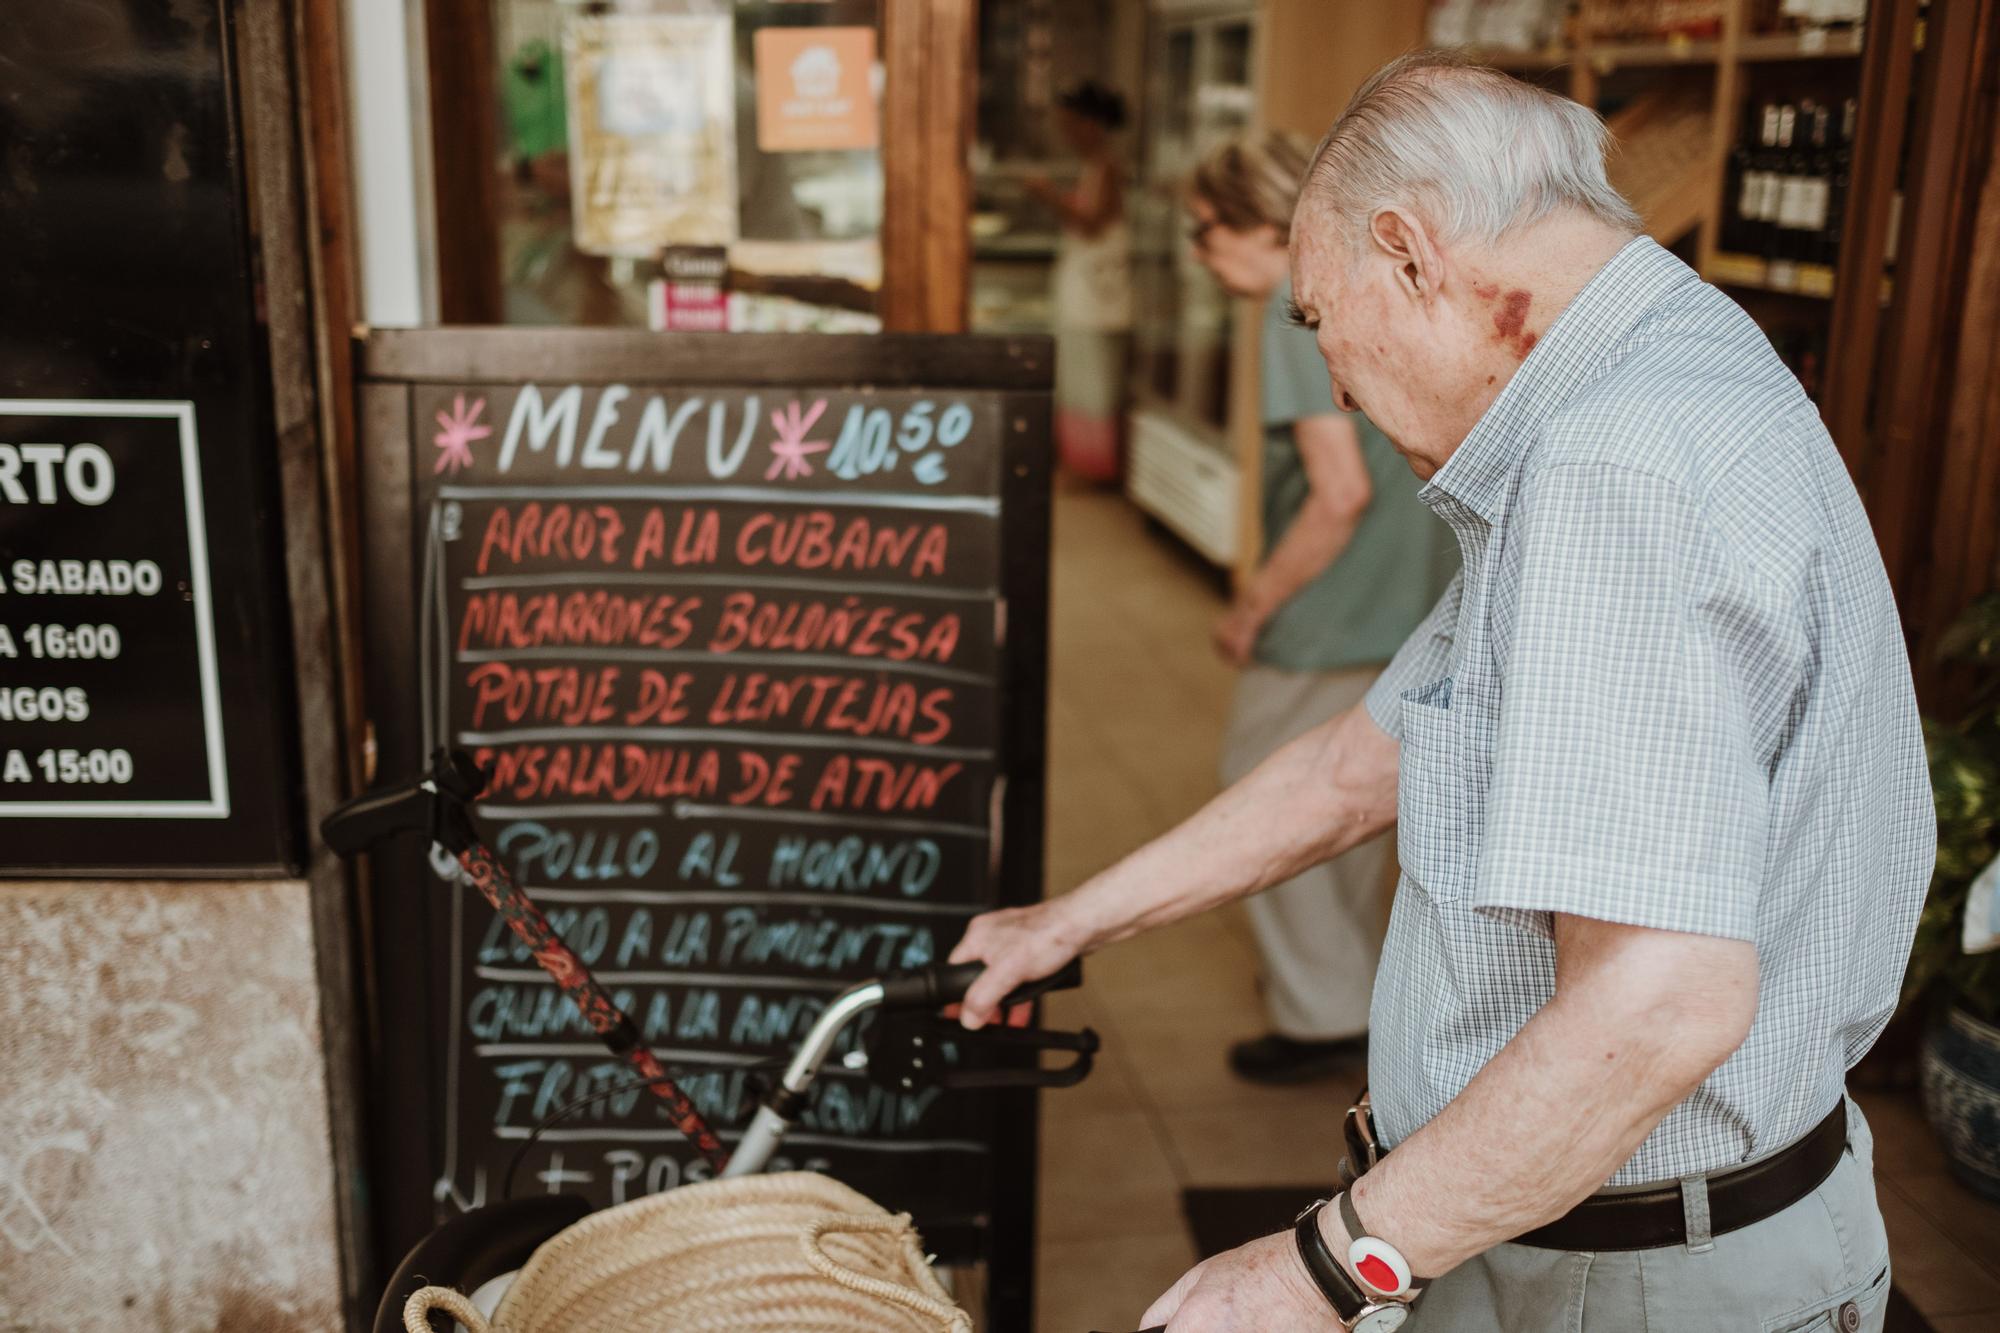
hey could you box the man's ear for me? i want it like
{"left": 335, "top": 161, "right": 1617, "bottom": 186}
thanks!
{"left": 1368, "top": 208, "right": 1443, "bottom": 303}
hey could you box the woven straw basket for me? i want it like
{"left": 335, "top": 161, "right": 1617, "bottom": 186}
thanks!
{"left": 403, "top": 1171, "right": 971, "bottom": 1333}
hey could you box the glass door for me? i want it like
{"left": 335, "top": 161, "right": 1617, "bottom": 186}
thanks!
{"left": 1130, "top": 4, "right": 1258, "bottom": 445}
{"left": 489, "top": 0, "right": 886, "bottom": 329}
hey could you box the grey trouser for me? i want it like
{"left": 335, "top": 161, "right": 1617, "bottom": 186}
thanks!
{"left": 1220, "top": 665, "right": 1387, "bottom": 1040}
{"left": 1411, "top": 1098, "right": 1891, "bottom": 1331}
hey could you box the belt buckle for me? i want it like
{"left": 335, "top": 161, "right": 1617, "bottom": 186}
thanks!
{"left": 1344, "top": 1090, "right": 1381, "bottom": 1176}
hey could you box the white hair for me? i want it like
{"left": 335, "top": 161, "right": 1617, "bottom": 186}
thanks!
{"left": 1303, "top": 50, "right": 1642, "bottom": 248}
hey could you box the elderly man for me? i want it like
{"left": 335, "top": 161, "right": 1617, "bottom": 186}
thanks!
{"left": 952, "top": 52, "right": 1932, "bottom": 1332}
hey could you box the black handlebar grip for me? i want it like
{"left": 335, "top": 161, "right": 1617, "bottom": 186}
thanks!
{"left": 875, "top": 962, "right": 978, "bottom": 1009}
{"left": 877, "top": 958, "right": 1084, "bottom": 1010}
{"left": 996, "top": 957, "right": 1083, "bottom": 1008}
{"left": 321, "top": 781, "right": 433, "bottom": 856}
{"left": 930, "top": 961, "right": 989, "bottom": 1004}
{"left": 321, "top": 751, "right": 494, "bottom": 858}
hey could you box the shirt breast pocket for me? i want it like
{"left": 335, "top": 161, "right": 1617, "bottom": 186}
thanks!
{"left": 1396, "top": 678, "right": 1465, "bottom": 901}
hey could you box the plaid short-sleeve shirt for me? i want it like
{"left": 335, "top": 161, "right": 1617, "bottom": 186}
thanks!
{"left": 1361, "top": 238, "right": 1933, "bottom": 1185}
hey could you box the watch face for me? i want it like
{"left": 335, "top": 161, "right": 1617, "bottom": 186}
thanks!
{"left": 1354, "top": 1305, "right": 1411, "bottom": 1333}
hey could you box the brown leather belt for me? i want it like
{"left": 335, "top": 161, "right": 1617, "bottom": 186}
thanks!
{"left": 1345, "top": 1095, "right": 1849, "bottom": 1253}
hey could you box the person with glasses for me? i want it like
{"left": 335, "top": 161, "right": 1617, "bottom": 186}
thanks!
{"left": 1184, "top": 131, "right": 1457, "bottom": 1086}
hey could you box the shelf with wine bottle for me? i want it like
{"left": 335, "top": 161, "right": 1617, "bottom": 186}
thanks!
{"left": 1708, "top": 251, "right": 1838, "bottom": 296}
{"left": 1708, "top": 92, "right": 1856, "bottom": 292}
{"left": 1738, "top": 26, "right": 1865, "bottom": 60}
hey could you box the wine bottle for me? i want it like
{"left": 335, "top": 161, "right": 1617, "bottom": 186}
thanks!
{"left": 1818, "top": 0, "right": 1869, "bottom": 25}
{"left": 1796, "top": 102, "right": 1834, "bottom": 270}
{"left": 1819, "top": 97, "right": 1856, "bottom": 268}
{"left": 1726, "top": 104, "right": 1761, "bottom": 253}
{"left": 1766, "top": 102, "right": 1801, "bottom": 262}
{"left": 1737, "top": 103, "right": 1782, "bottom": 256}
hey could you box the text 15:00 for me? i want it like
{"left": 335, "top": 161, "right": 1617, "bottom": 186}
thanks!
{"left": 35, "top": 749, "right": 134, "bottom": 784}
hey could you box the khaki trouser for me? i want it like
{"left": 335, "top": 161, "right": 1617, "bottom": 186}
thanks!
{"left": 1412, "top": 1098, "right": 1891, "bottom": 1331}
{"left": 1220, "top": 664, "right": 1388, "bottom": 1041}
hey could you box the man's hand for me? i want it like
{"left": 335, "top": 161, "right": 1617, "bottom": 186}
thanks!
{"left": 947, "top": 898, "right": 1091, "bottom": 1029}
{"left": 1212, "top": 599, "right": 1265, "bottom": 667}
{"left": 1140, "top": 1231, "right": 1343, "bottom": 1331}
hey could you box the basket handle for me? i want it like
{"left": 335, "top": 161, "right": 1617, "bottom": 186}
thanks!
{"left": 799, "top": 1214, "right": 974, "bottom": 1333}
{"left": 403, "top": 1286, "right": 492, "bottom": 1333}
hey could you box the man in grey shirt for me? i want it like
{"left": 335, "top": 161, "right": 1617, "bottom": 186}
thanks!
{"left": 953, "top": 52, "right": 1932, "bottom": 1332}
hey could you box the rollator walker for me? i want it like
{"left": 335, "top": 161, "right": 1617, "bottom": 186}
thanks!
{"left": 324, "top": 749, "right": 1099, "bottom": 1332}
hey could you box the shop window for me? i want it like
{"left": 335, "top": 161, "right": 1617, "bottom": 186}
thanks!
{"left": 492, "top": 0, "right": 884, "bottom": 330}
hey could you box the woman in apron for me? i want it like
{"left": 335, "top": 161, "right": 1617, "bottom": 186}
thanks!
{"left": 1026, "top": 81, "right": 1133, "bottom": 483}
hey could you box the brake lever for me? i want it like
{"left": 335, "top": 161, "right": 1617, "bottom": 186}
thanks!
{"left": 862, "top": 1011, "right": 1098, "bottom": 1093}
{"left": 927, "top": 1023, "right": 1099, "bottom": 1090}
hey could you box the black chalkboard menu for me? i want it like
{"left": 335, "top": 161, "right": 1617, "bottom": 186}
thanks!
{"left": 357, "top": 330, "right": 1051, "bottom": 1323}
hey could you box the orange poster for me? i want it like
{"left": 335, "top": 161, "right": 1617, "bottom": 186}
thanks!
{"left": 754, "top": 27, "right": 880, "bottom": 153}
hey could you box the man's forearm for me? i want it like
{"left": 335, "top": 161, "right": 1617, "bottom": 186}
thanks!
{"left": 1342, "top": 991, "right": 1696, "bottom": 1273}
{"left": 1340, "top": 919, "right": 1758, "bottom": 1277}
{"left": 950, "top": 704, "right": 1400, "bottom": 1027}
{"left": 1060, "top": 705, "right": 1398, "bottom": 952}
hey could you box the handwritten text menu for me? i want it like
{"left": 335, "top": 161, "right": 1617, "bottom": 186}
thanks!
{"left": 421, "top": 384, "right": 1007, "bottom": 1218}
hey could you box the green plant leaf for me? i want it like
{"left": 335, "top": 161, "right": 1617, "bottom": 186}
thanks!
{"left": 1905, "top": 595, "right": 2000, "bottom": 1019}
{"left": 1937, "top": 593, "right": 2000, "bottom": 666}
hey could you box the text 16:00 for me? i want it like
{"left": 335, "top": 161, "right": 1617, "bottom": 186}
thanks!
{"left": 20, "top": 624, "right": 122, "bottom": 659}
{"left": 36, "top": 749, "right": 134, "bottom": 784}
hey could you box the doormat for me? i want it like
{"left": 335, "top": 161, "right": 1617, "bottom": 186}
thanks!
{"left": 1180, "top": 1187, "right": 1934, "bottom": 1331}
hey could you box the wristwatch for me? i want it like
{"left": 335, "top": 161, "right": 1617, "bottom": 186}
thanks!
{"left": 1293, "top": 1199, "right": 1412, "bottom": 1332}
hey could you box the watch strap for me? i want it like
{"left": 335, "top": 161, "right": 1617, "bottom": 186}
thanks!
{"left": 1293, "top": 1199, "right": 1368, "bottom": 1319}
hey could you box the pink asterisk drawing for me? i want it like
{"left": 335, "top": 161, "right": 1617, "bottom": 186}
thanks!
{"left": 765, "top": 399, "right": 830, "bottom": 481}
{"left": 433, "top": 393, "right": 492, "bottom": 475}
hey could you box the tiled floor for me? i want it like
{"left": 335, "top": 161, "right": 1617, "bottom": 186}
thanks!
{"left": 1031, "top": 483, "right": 2000, "bottom": 1332}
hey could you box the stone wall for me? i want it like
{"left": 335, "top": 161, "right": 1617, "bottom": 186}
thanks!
{"left": 0, "top": 881, "right": 342, "bottom": 1330}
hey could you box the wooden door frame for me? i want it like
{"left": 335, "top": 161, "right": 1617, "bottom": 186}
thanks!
{"left": 1855, "top": 0, "right": 1998, "bottom": 618}
{"left": 424, "top": 0, "right": 506, "bottom": 324}
{"left": 1914, "top": 0, "right": 2000, "bottom": 687}
{"left": 881, "top": 0, "right": 977, "bottom": 331}
{"left": 424, "top": 0, "right": 975, "bottom": 332}
{"left": 1823, "top": 0, "right": 1922, "bottom": 470}
{"left": 235, "top": 0, "right": 375, "bottom": 1323}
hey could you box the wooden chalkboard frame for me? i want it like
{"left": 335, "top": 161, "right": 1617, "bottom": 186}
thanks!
{"left": 355, "top": 329, "right": 1053, "bottom": 1328}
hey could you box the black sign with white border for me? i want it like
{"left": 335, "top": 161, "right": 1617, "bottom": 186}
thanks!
{"left": 0, "top": 0, "right": 303, "bottom": 877}
{"left": 0, "top": 399, "right": 229, "bottom": 819}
